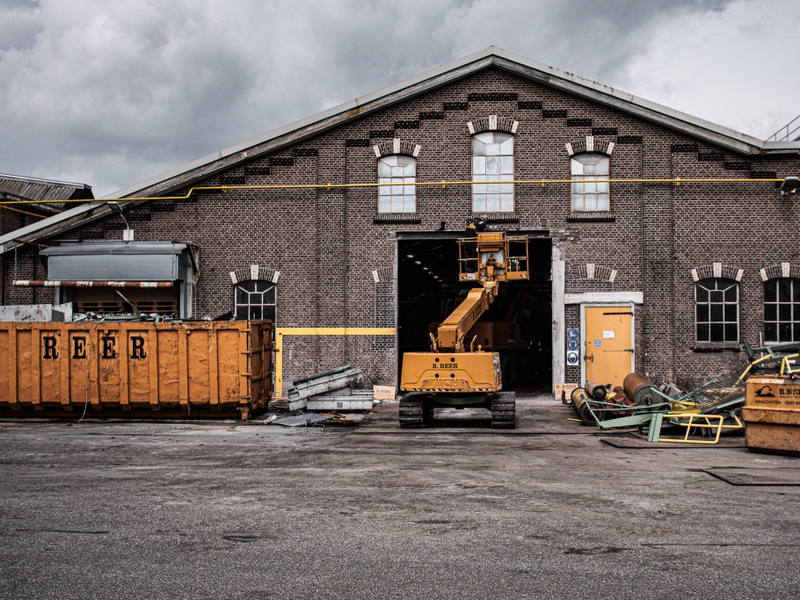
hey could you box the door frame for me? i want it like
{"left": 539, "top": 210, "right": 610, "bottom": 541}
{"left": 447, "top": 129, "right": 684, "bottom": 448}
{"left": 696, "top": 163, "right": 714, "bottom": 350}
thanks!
{"left": 578, "top": 300, "right": 637, "bottom": 386}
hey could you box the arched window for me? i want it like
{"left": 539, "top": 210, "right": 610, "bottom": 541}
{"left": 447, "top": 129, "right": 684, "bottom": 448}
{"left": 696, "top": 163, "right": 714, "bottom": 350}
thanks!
{"left": 234, "top": 280, "right": 276, "bottom": 321}
{"left": 571, "top": 153, "right": 610, "bottom": 212}
{"left": 472, "top": 131, "right": 514, "bottom": 213}
{"left": 764, "top": 278, "right": 800, "bottom": 342}
{"left": 378, "top": 155, "right": 416, "bottom": 214}
{"left": 695, "top": 278, "right": 738, "bottom": 342}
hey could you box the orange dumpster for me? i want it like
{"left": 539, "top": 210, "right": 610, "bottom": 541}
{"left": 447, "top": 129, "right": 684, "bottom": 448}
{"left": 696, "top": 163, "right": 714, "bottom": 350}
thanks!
{"left": 0, "top": 320, "right": 273, "bottom": 420}
{"left": 743, "top": 375, "right": 800, "bottom": 455}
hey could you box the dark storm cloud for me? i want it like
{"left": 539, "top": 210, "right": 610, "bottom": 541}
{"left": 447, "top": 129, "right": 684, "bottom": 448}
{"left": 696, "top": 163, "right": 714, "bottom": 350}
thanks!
{"left": 0, "top": 0, "right": 794, "bottom": 197}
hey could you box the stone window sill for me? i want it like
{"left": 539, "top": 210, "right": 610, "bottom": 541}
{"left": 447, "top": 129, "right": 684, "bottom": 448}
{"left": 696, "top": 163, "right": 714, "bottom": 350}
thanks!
{"left": 567, "top": 211, "right": 615, "bottom": 222}
{"left": 374, "top": 213, "right": 421, "bottom": 224}
{"left": 692, "top": 343, "right": 742, "bottom": 352}
{"left": 471, "top": 213, "right": 519, "bottom": 224}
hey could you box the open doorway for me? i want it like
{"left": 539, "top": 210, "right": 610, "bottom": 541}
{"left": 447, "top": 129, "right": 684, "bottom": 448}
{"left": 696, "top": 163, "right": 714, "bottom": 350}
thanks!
{"left": 397, "top": 232, "right": 552, "bottom": 391}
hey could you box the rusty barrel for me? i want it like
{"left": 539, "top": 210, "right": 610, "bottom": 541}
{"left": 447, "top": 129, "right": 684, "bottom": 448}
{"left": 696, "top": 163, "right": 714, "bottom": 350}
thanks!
{"left": 571, "top": 387, "right": 595, "bottom": 424}
{"left": 584, "top": 381, "right": 608, "bottom": 400}
{"left": 623, "top": 373, "right": 658, "bottom": 406}
{"left": 0, "top": 320, "right": 274, "bottom": 420}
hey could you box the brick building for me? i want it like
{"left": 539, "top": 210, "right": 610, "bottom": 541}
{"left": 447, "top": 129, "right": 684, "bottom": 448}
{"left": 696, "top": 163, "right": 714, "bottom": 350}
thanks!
{"left": 2, "top": 48, "right": 799, "bottom": 394}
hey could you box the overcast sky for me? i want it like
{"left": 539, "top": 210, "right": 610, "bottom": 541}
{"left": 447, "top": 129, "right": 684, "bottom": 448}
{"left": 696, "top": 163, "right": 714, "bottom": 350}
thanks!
{"left": 1, "top": 0, "right": 797, "bottom": 198}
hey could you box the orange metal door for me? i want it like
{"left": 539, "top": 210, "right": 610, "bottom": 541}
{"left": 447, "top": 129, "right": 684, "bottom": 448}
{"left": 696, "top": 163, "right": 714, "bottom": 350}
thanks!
{"left": 584, "top": 306, "right": 633, "bottom": 387}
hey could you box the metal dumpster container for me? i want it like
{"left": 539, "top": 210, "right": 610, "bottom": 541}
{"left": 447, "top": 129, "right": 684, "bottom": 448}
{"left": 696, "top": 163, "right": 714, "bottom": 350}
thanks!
{"left": 0, "top": 320, "right": 273, "bottom": 420}
{"left": 742, "top": 375, "right": 800, "bottom": 455}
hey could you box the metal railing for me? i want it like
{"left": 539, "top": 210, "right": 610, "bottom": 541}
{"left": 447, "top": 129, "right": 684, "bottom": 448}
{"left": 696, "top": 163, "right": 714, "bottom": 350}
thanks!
{"left": 768, "top": 114, "right": 800, "bottom": 142}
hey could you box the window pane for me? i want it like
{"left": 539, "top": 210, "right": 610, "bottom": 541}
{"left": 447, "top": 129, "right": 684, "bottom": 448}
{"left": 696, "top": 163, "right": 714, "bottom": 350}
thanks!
{"left": 724, "top": 286, "right": 737, "bottom": 302}
{"left": 500, "top": 195, "right": 514, "bottom": 212}
{"left": 486, "top": 157, "right": 499, "bottom": 174}
{"left": 500, "top": 156, "right": 514, "bottom": 175}
{"left": 725, "top": 324, "right": 738, "bottom": 342}
{"left": 710, "top": 290, "right": 723, "bottom": 303}
{"left": 473, "top": 157, "right": 485, "bottom": 175}
{"left": 710, "top": 324, "right": 724, "bottom": 342}
{"left": 710, "top": 304, "right": 723, "bottom": 322}
{"left": 486, "top": 195, "right": 500, "bottom": 212}
{"left": 696, "top": 286, "right": 709, "bottom": 303}
{"left": 780, "top": 304, "right": 792, "bottom": 321}
{"left": 249, "top": 306, "right": 261, "bottom": 320}
{"left": 571, "top": 159, "right": 583, "bottom": 175}
{"left": 765, "top": 323, "right": 778, "bottom": 342}
{"left": 764, "top": 280, "right": 777, "bottom": 302}
{"left": 794, "top": 323, "right": 800, "bottom": 341}
{"left": 236, "top": 307, "right": 248, "bottom": 320}
{"left": 697, "top": 323, "right": 709, "bottom": 342}
{"left": 264, "top": 306, "right": 276, "bottom": 322}
{"left": 724, "top": 304, "right": 737, "bottom": 321}
{"left": 779, "top": 323, "right": 792, "bottom": 342}
{"left": 765, "top": 304, "right": 777, "bottom": 321}
{"left": 596, "top": 195, "right": 609, "bottom": 211}
{"left": 378, "top": 161, "right": 391, "bottom": 177}
{"left": 697, "top": 304, "right": 709, "bottom": 322}
{"left": 572, "top": 195, "right": 584, "bottom": 211}
{"left": 779, "top": 279, "right": 792, "bottom": 302}
{"left": 597, "top": 158, "right": 609, "bottom": 175}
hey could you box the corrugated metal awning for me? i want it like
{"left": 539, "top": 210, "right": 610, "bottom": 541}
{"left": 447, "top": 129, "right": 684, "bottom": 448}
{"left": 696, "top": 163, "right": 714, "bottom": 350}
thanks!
{"left": 40, "top": 242, "right": 191, "bottom": 282}
{"left": 13, "top": 280, "right": 175, "bottom": 288}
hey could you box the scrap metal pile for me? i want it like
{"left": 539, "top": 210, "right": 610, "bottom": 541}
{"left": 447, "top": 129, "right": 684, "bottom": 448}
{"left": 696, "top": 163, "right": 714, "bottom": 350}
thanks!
{"left": 570, "top": 372, "right": 745, "bottom": 444}
{"left": 570, "top": 342, "right": 800, "bottom": 445}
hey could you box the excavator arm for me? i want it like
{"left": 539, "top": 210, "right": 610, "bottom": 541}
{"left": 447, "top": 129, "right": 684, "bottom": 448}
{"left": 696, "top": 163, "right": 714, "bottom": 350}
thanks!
{"left": 435, "top": 281, "right": 499, "bottom": 352}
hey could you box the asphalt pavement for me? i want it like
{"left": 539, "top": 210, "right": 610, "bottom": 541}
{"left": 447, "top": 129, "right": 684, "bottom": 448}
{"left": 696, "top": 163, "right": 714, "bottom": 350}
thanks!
{"left": 1, "top": 395, "right": 798, "bottom": 599}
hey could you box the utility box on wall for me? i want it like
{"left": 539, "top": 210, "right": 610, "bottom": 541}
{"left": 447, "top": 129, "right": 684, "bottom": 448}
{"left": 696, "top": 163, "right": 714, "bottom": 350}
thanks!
{"left": 0, "top": 320, "right": 273, "bottom": 420}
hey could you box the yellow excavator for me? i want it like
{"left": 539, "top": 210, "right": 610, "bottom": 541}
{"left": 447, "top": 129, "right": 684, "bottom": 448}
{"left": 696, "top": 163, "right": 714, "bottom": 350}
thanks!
{"left": 399, "top": 219, "right": 530, "bottom": 428}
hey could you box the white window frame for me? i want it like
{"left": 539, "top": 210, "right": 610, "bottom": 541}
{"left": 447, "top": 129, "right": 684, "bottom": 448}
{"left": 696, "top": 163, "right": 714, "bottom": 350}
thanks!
{"left": 571, "top": 153, "right": 610, "bottom": 212}
{"left": 234, "top": 280, "right": 276, "bottom": 322}
{"left": 764, "top": 277, "right": 800, "bottom": 343}
{"left": 378, "top": 155, "right": 416, "bottom": 214}
{"left": 695, "top": 278, "right": 739, "bottom": 343}
{"left": 472, "top": 131, "right": 514, "bottom": 213}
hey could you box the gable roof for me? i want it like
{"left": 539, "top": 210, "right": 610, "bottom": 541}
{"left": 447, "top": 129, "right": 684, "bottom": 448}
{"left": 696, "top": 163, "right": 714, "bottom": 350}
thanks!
{"left": 1, "top": 46, "right": 798, "bottom": 254}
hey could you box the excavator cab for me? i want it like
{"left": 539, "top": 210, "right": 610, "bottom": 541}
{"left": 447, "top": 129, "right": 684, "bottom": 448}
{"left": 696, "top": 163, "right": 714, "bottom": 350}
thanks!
{"left": 399, "top": 229, "right": 529, "bottom": 428}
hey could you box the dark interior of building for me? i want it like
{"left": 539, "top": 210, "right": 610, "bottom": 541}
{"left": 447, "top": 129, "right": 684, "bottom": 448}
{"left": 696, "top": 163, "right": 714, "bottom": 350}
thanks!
{"left": 397, "top": 233, "right": 552, "bottom": 391}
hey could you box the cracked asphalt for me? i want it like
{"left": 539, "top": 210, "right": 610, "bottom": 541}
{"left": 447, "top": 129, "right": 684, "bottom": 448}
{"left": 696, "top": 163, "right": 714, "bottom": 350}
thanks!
{"left": 1, "top": 396, "right": 798, "bottom": 599}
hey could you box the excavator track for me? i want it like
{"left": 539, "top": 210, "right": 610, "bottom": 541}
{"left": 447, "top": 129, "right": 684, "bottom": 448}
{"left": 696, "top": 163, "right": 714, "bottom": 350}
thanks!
{"left": 399, "top": 393, "right": 429, "bottom": 428}
{"left": 491, "top": 391, "right": 516, "bottom": 429}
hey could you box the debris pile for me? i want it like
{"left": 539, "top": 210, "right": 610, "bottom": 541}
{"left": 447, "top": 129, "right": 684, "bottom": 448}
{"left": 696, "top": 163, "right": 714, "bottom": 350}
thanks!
{"left": 286, "top": 366, "right": 373, "bottom": 412}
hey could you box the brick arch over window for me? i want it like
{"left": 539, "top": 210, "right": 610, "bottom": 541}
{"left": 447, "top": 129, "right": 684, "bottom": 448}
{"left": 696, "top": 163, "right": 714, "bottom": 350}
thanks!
{"left": 565, "top": 136, "right": 615, "bottom": 156}
{"left": 690, "top": 263, "right": 743, "bottom": 282}
{"left": 467, "top": 115, "right": 519, "bottom": 135}
{"left": 579, "top": 263, "right": 618, "bottom": 283}
{"left": 229, "top": 265, "right": 280, "bottom": 285}
{"left": 759, "top": 261, "right": 800, "bottom": 281}
{"left": 372, "top": 138, "right": 421, "bottom": 158}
